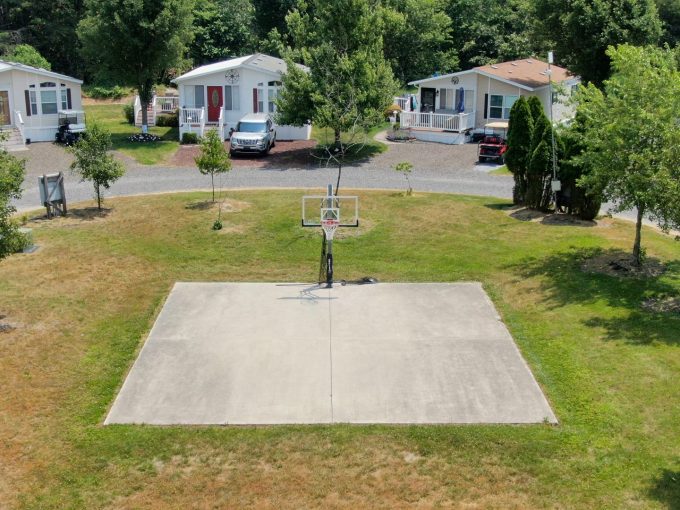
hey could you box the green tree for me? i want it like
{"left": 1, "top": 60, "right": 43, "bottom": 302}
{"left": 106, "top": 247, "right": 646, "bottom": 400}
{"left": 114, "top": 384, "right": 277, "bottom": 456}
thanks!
{"left": 277, "top": 0, "right": 397, "bottom": 146}
{"left": 532, "top": 0, "right": 662, "bottom": 86}
{"left": 69, "top": 125, "right": 125, "bottom": 210}
{"left": 195, "top": 129, "right": 231, "bottom": 202}
{"left": 526, "top": 96, "right": 544, "bottom": 125}
{"left": 445, "top": 0, "right": 534, "bottom": 69}
{"left": 0, "top": 136, "right": 27, "bottom": 258}
{"left": 505, "top": 96, "right": 533, "bottom": 204}
{"left": 381, "top": 0, "right": 457, "bottom": 84}
{"left": 526, "top": 123, "right": 554, "bottom": 210}
{"left": 656, "top": 0, "right": 680, "bottom": 46}
{"left": 577, "top": 45, "right": 680, "bottom": 265}
{"left": 78, "top": 0, "right": 194, "bottom": 132}
{"left": 189, "top": 0, "right": 257, "bottom": 66}
{"left": 251, "top": 0, "right": 298, "bottom": 40}
{"left": 6, "top": 44, "right": 51, "bottom": 69}
{"left": 393, "top": 161, "right": 413, "bottom": 195}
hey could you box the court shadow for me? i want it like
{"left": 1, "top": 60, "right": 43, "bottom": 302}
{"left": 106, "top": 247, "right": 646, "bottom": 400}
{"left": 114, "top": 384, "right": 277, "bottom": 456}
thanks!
{"left": 512, "top": 247, "right": 680, "bottom": 346}
{"left": 649, "top": 469, "right": 680, "bottom": 510}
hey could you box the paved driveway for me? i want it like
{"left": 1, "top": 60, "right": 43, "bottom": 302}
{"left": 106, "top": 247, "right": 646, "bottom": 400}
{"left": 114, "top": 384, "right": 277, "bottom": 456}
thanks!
{"left": 14, "top": 138, "right": 512, "bottom": 212}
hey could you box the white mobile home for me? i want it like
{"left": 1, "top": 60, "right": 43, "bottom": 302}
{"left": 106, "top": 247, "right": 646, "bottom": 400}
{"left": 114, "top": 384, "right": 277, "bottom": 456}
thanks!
{"left": 173, "top": 53, "right": 311, "bottom": 141}
{"left": 399, "top": 59, "right": 580, "bottom": 144}
{"left": 0, "top": 60, "right": 83, "bottom": 149}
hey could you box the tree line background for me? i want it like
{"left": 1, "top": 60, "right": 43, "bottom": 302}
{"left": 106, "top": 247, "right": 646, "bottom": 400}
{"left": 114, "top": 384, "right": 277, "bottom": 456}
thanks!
{"left": 0, "top": 0, "right": 677, "bottom": 87}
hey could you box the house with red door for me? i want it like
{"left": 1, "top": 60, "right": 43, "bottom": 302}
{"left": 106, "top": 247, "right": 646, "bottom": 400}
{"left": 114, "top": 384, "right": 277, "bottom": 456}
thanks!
{"left": 173, "top": 53, "right": 311, "bottom": 141}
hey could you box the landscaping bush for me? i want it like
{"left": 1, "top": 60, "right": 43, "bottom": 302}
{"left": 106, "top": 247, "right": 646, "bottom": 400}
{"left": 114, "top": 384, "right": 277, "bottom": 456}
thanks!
{"left": 122, "top": 102, "right": 135, "bottom": 124}
{"left": 85, "top": 85, "right": 128, "bottom": 100}
{"left": 156, "top": 109, "right": 179, "bottom": 127}
{"left": 181, "top": 132, "right": 199, "bottom": 144}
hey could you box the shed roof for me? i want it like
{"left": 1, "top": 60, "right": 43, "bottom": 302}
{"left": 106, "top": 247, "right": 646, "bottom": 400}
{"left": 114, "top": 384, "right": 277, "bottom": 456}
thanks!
{"left": 0, "top": 61, "right": 83, "bottom": 84}
{"left": 173, "top": 53, "right": 308, "bottom": 83}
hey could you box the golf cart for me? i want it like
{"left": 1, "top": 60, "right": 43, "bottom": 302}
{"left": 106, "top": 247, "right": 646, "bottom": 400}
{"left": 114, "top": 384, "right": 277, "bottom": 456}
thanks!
{"left": 55, "top": 110, "right": 86, "bottom": 145}
{"left": 477, "top": 121, "right": 508, "bottom": 163}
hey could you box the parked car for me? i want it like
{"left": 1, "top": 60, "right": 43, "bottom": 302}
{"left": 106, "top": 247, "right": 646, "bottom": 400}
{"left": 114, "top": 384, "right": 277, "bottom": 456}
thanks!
{"left": 229, "top": 113, "right": 276, "bottom": 155}
{"left": 55, "top": 110, "right": 86, "bottom": 145}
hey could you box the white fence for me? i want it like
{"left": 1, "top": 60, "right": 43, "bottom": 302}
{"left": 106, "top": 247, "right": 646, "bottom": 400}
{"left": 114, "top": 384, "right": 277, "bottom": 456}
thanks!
{"left": 179, "top": 107, "right": 205, "bottom": 139}
{"left": 400, "top": 111, "right": 472, "bottom": 132}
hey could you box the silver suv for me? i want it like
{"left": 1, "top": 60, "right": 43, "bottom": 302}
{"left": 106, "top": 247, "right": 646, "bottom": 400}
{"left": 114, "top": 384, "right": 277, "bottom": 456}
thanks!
{"left": 229, "top": 113, "right": 277, "bottom": 155}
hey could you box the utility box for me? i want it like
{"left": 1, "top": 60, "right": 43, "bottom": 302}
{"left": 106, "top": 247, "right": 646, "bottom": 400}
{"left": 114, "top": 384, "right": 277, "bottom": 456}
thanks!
{"left": 38, "top": 172, "right": 67, "bottom": 218}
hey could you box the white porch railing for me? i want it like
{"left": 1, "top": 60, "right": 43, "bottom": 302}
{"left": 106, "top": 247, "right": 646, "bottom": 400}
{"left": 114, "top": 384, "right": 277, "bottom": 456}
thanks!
{"left": 154, "top": 96, "right": 178, "bottom": 114}
{"left": 179, "top": 107, "right": 205, "bottom": 139}
{"left": 217, "top": 108, "right": 224, "bottom": 140}
{"left": 394, "top": 96, "right": 413, "bottom": 112}
{"left": 400, "top": 111, "right": 472, "bottom": 132}
{"left": 14, "top": 110, "right": 26, "bottom": 145}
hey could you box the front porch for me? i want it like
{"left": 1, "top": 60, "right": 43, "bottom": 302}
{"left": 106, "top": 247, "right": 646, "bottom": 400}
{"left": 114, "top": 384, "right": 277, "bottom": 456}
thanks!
{"left": 398, "top": 111, "right": 474, "bottom": 145}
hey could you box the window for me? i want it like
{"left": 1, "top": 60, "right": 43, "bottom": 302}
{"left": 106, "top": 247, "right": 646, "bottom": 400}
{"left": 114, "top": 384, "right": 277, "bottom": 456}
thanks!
{"left": 40, "top": 90, "right": 57, "bottom": 114}
{"left": 551, "top": 91, "right": 559, "bottom": 104}
{"left": 571, "top": 84, "right": 579, "bottom": 96}
{"left": 29, "top": 90, "right": 38, "bottom": 115}
{"left": 61, "top": 89, "right": 68, "bottom": 110}
{"left": 439, "top": 88, "right": 454, "bottom": 110}
{"left": 257, "top": 83, "right": 264, "bottom": 113}
{"left": 489, "top": 94, "right": 518, "bottom": 119}
{"left": 267, "top": 88, "right": 277, "bottom": 113}
{"left": 224, "top": 85, "right": 240, "bottom": 111}
{"left": 194, "top": 85, "right": 204, "bottom": 108}
{"left": 40, "top": 81, "right": 56, "bottom": 88}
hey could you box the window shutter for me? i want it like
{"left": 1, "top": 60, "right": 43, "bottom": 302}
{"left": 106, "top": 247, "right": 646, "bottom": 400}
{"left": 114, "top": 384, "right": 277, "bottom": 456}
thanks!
{"left": 252, "top": 88, "right": 258, "bottom": 113}
{"left": 66, "top": 89, "right": 72, "bottom": 109}
{"left": 24, "top": 90, "right": 31, "bottom": 117}
{"left": 483, "top": 94, "right": 488, "bottom": 119}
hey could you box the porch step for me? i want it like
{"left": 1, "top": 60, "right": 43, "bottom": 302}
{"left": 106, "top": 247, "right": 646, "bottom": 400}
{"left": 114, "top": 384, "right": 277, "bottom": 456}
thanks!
{"left": 0, "top": 128, "right": 26, "bottom": 152}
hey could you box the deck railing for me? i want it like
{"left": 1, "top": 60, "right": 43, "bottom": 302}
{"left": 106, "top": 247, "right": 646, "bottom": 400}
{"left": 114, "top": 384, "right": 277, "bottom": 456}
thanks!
{"left": 394, "top": 96, "right": 412, "bottom": 112}
{"left": 155, "top": 96, "right": 179, "bottom": 114}
{"left": 400, "top": 111, "right": 472, "bottom": 132}
{"left": 179, "top": 107, "right": 205, "bottom": 138}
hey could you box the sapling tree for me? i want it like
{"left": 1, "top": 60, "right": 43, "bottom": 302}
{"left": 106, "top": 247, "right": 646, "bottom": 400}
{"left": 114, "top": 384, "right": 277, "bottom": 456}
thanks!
{"left": 195, "top": 129, "right": 231, "bottom": 202}
{"left": 577, "top": 45, "right": 680, "bottom": 266}
{"left": 394, "top": 161, "right": 413, "bottom": 196}
{"left": 69, "top": 124, "right": 125, "bottom": 210}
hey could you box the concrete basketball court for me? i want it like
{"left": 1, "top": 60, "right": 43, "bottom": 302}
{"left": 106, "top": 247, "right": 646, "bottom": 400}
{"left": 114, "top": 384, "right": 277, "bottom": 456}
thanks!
{"left": 105, "top": 282, "right": 557, "bottom": 425}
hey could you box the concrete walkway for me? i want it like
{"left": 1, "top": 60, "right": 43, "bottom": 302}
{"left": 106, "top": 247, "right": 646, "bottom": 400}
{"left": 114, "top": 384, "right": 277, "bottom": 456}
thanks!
{"left": 105, "top": 282, "right": 557, "bottom": 425}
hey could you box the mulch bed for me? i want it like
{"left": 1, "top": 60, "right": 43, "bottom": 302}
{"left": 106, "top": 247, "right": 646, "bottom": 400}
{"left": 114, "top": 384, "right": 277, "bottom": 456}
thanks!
{"left": 169, "top": 140, "right": 318, "bottom": 169}
{"left": 642, "top": 296, "right": 680, "bottom": 314}
{"left": 582, "top": 253, "right": 666, "bottom": 279}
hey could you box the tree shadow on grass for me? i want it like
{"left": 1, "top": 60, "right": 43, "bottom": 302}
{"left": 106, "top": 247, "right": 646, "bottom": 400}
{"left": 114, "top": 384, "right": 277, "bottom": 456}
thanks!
{"left": 30, "top": 207, "right": 112, "bottom": 223}
{"left": 649, "top": 469, "right": 680, "bottom": 510}
{"left": 513, "top": 247, "right": 680, "bottom": 346}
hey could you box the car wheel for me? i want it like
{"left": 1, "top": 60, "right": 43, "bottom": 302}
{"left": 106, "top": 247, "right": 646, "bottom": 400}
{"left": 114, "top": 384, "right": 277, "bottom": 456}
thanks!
{"left": 479, "top": 156, "right": 486, "bottom": 163}
{"left": 271, "top": 139, "right": 276, "bottom": 149}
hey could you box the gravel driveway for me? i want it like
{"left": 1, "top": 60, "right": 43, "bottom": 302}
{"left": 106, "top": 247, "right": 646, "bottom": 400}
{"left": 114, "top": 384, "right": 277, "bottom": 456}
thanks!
{"left": 14, "top": 136, "right": 512, "bottom": 212}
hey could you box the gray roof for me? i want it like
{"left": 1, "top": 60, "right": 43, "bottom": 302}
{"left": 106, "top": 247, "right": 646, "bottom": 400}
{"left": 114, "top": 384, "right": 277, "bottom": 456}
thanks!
{"left": 0, "top": 60, "right": 83, "bottom": 84}
{"left": 173, "top": 53, "right": 308, "bottom": 83}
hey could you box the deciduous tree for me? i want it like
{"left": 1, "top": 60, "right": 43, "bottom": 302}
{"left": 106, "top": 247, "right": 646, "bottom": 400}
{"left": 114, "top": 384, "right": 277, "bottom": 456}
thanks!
{"left": 0, "top": 136, "right": 27, "bottom": 258}
{"left": 78, "top": 0, "right": 194, "bottom": 132}
{"left": 532, "top": 0, "right": 662, "bottom": 85}
{"left": 577, "top": 45, "right": 680, "bottom": 265}
{"left": 5, "top": 44, "right": 51, "bottom": 69}
{"left": 69, "top": 125, "right": 125, "bottom": 210}
{"left": 195, "top": 129, "right": 231, "bottom": 202}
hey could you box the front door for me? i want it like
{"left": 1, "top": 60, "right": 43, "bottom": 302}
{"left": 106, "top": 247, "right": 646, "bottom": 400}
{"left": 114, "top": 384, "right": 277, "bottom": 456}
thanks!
{"left": 207, "top": 86, "right": 223, "bottom": 122}
{"left": 420, "top": 88, "right": 435, "bottom": 113}
{"left": 0, "top": 91, "right": 10, "bottom": 126}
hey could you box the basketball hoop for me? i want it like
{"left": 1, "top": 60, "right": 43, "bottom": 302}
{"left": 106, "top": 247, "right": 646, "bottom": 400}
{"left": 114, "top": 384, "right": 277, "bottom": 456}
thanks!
{"left": 321, "top": 218, "right": 340, "bottom": 240}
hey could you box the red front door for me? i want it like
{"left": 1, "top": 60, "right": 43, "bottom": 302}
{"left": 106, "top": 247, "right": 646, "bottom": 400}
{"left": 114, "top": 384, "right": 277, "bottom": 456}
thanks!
{"left": 207, "top": 86, "right": 223, "bottom": 122}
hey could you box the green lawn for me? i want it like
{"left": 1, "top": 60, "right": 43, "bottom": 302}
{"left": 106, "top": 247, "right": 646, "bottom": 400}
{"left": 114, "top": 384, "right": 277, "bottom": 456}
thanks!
{"left": 490, "top": 164, "right": 512, "bottom": 176}
{"left": 311, "top": 122, "right": 389, "bottom": 161}
{"left": 1, "top": 191, "right": 678, "bottom": 508}
{"left": 85, "top": 104, "right": 179, "bottom": 165}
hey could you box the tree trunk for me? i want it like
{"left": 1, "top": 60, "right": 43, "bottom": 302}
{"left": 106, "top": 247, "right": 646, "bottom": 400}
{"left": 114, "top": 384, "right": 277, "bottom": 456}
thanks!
{"left": 95, "top": 183, "right": 101, "bottom": 210}
{"left": 141, "top": 100, "right": 149, "bottom": 134}
{"left": 632, "top": 204, "right": 645, "bottom": 267}
{"left": 334, "top": 129, "right": 341, "bottom": 148}
{"left": 211, "top": 173, "right": 215, "bottom": 202}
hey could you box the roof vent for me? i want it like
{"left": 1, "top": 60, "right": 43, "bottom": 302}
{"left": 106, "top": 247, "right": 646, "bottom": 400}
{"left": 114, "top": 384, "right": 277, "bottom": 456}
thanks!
{"left": 511, "top": 62, "right": 518, "bottom": 66}
{"left": 491, "top": 65, "right": 499, "bottom": 69}
{"left": 526, "top": 59, "right": 533, "bottom": 63}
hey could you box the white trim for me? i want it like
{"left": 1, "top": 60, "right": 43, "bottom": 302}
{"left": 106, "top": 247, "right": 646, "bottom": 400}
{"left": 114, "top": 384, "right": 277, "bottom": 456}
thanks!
{"left": 409, "top": 68, "right": 537, "bottom": 92}
{"left": 408, "top": 69, "right": 478, "bottom": 86}
{"left": 0, "top": 60, "right": 83, "bottom": 84}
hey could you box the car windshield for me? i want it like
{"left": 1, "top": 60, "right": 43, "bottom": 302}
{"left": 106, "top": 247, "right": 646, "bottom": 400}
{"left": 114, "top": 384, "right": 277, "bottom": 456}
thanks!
{"left": 237, "top": 121, "right": 267, "bottom": 133}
